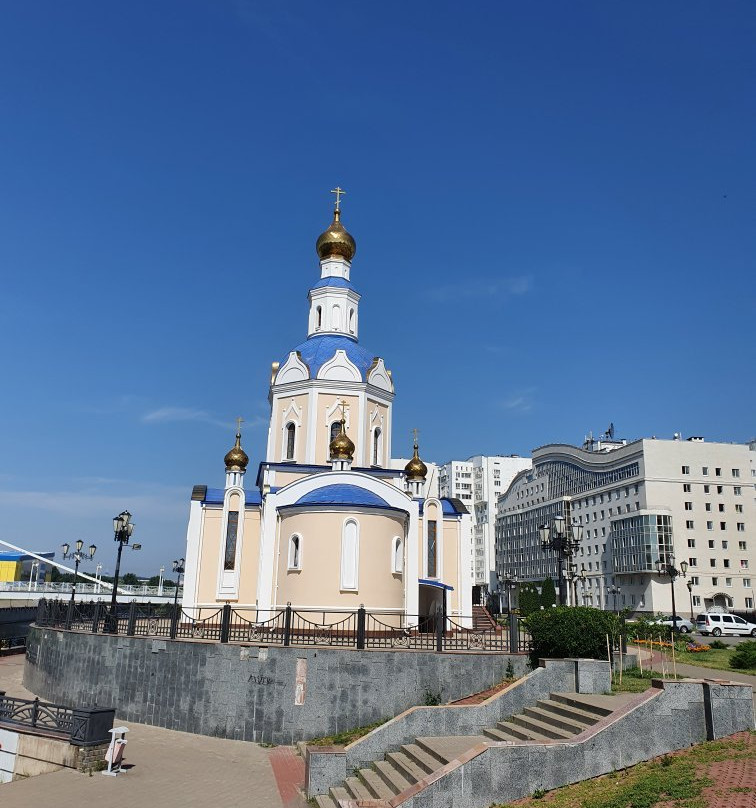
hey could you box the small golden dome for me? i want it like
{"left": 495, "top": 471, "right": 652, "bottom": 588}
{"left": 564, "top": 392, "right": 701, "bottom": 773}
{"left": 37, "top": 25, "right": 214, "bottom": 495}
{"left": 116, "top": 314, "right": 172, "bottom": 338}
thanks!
{"left": 316, "top": 209, "right": 356, "bottom": 262}
{"left": 329, "top": 417, "right": 355, "bottom": 461}
{"left": 405, "top": 440, "right": 428, "bottom": 482}
{"left": 224, "top": 431, "right": 249, "bottom": 472}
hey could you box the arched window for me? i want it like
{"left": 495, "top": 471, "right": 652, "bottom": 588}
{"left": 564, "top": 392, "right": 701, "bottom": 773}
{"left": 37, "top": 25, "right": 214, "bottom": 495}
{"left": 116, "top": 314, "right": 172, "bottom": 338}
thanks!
{"left": 372, "top": 428, "right": 382, "bottom": 466}
{"left": 392, "top": 537, "right": 403, "bottom": 574}
{"left": 330, "top": 420, "right": 341, "bottom": 443}
{"left": 316, "top": 306, "right": 322, "bottom": 329}
{"left": 332, "top": 304, "right": 341, "bottom": 331}
{"left": 285, "top": 423, "right": 296, "bottom": 460}
{"left": 427, "top": 519, "right": 438, "bottom": 578}
{"left": 348, "top": 308, "right": 355, "bottom": 333}
{"left": 288, "top": 534, "right": 301, "bottom": 570}
{"left": 340, "top": 519, "right": 359, "bottom": 590}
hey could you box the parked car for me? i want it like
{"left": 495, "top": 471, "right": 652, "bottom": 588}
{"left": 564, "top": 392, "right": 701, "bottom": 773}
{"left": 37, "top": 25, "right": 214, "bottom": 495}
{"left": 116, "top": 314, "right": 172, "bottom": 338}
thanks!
{"left": 651, "top": 615, "right": 695, "bottom": 633}
{"left": 695, "top": 612, "right": 756, "bottom": 637}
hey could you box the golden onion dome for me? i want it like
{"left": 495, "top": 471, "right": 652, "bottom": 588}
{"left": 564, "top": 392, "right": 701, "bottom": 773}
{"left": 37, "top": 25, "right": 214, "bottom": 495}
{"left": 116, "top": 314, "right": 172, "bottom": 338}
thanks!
{"left": 329, "top": 418, "right": 355, "bottom": 461}
{"left": 224, "top": 431, "right": 249, "bottom": 472}
{"left": 404, "top": 441, "right": 428, "bottom": 482}
{"left": 316, "top": 209, "right": 356, "bottom": 262}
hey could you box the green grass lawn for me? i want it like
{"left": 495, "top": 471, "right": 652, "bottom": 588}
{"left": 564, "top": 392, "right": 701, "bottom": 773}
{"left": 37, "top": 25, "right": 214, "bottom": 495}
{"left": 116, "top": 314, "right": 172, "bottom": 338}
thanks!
{"left": 673, "top": 645, "right": 756, "bottom": 675}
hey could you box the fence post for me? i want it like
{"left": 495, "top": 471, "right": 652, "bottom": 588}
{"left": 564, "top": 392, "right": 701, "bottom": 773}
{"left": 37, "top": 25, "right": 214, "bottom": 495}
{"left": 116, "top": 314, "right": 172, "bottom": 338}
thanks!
{"left": 91, "top": 602, "right": 100, "bottom": 633}
{"left": 435, "top": 612, "right": 444, "bottom": 653}
{"left": 283, "top": 603, "right": 292, "bottom": 647}
{"left": 126, "top": 600, "right": 138, "bottom": 636}
{"left": 620, "top": 615, "right": 628, "bottom": 654}
{"left": 31, "top": 697, "right": 39, "bottom": 727}
{"left": 36, "top": 598, "right": 47, "bottom": 626}
{"left": 508, "top": 613, "right": 520, "bottom": 653}
{"left": 220, "top": 603, "right": 232, "bottom": 644}
{"left": 65, "top": 600, "right": 74, "bottom": 630}
{"left": 356, "top": 605, "right": 366, "bottom": 650}
{"left": 170, "top": 602, "right": 179, "bottom": 640}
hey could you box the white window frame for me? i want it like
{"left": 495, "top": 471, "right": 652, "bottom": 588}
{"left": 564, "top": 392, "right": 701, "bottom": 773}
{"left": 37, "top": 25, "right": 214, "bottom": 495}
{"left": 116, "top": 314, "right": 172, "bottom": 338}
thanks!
{"left": 288, "top": 534, "right": 302, "bottom": 570}
{"left": 340, "top": 519, "right": 359, "bottom": 591}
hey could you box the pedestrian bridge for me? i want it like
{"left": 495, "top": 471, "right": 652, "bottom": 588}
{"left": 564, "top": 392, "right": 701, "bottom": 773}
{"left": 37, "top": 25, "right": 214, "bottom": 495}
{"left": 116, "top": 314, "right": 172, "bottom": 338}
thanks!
{"left": 0, "top": 581, "right": 183, "bottom": 606}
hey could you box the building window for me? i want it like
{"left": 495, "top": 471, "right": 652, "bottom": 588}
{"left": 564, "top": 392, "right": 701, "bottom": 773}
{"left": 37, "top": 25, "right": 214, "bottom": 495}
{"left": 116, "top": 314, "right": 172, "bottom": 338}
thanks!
{"left": 734, "top": 486, "right": 742, "bottom": 495}
{"left": 736, "top": 505, "right": 743, "bottom": 513}
{"left": 739, "top": 541, "right": 747, "bottom": 551}
{"left": 717, "top": 485, "right": 724, "bottom": 494}
{"left": 719, "top": 503, "right": 725, "bottom": 512}
{"left": 372, "top": 427, "right": 382, "bottom": 466}
{"left": 288, "top": 534, "right": 302, "bottom": 570}
{"left": 715, "top": 468, "right": 721, "bottom": 477}
{"left": 744, "top": 579, "right": 752, "bottom": 589}
{"left": 689, "top": 558, "right": 697, "bottom": 567}
{"left": 702, "top": 466, "right": 709, "bottom": 476}
{"left": 427, "top": 520, "right": 438, "bottom": 578}
{"left": 692, "top": 595, "right": 701, "bottom": 607}
{"left": 746, "top": 597, "right": 754, "bottom": 609}
{"left": 723, "top": 558, "right": 730, "bottom": 568}
{"left": 224, "top": 511, "right": 239, "bottom": 571}
{"left": 340, "top": 519, "right": 359, "bottom": 590}
{"left": 348, "top": 308, "right": 355, "bottom": 333}
{"left": 705, "top": 503, "right": 712, "bottom": 511}
{"left": 686, "top": 520, "right": 694, "bottom": 529}
{"left": 330, "top": 420, "right": 341, "bottom": 443}
{"left": 737, "top": 523, "right": 745, "bottom": 532}
{"left": 285, "top": 423, "right": 296, "bottom": 461}
{"left": 690, "top": 576, "right": 699, "bottom": 585}
{"left": 720, "top": 522, "right": 726, "bottom": 531}
{"left": 725, "top": 578, "right": 732, "bottom": 587}
{"left": 707, "top": 522, "right": 713, "bottom": 531}
{"left": 723, "top": 540, "right": 729, "bottom": 549}
{"left": 712, "top": 577, "right": 718, "bottom": 586}
{"left": 683, "top": 484, "right": 691, "bottom": 493}
{"left": 710, "top": 559, "right": 716, "bottom": 567}
{"left": 316, "top": 305, "right": 322, "bottom": 329}
{"left": 391, "top": 537, "right": 403, "bottom": 574}
{"left": 684, "top": 501, "right": 693, "bottom": 511}
{"left": 682, "top": 465, "right": 690, "bottom": 475}
{"left": 708, "top": 540, "right": 715, "bottom": 548}
{"left": 741, "top": 560, "right": 749, "bottom": 569}
{"left": 687, "top": 538, "right": 696, "bottom": 547}
{"left": 732, "top": 468, "right": 740, "bottom": 478}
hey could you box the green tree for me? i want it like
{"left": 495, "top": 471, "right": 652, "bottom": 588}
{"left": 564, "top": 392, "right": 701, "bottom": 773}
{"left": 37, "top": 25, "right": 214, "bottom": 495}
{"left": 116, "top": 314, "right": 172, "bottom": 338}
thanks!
{"left": 519, "top": 582, "right": 542, "bottom": 617}
{"left": 121, "top": 573, "right": 140, "bottom": 586}
{"left": 540, "top": 576, "right": 557, "bottom": 609}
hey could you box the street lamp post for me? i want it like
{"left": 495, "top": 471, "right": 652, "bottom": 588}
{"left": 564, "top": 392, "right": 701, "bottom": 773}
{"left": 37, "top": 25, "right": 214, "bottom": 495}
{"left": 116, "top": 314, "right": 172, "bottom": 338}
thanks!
{"left": 28, "top": 561, "right": 39, "bottom": 592}
{"left": 539, "top": 515, "right": 583, "bottom": 606}
{"left": 95, "top": 564, "right": 103, "bottom": 593}
{"left": 686, "top": 579, "right": 694, "bottom": 620}
{"left": 172, "top": 558, "right": 185, "bottom": 612}
{"left": 655, "top": 555, "right": 688, "bottom": 629}
{"left": 158, "top": 566, "right": 165, "bottom": 597}
{"left": 497, "top": 571, "right": 518, "bottom": 614}
{"left": 105, "top": 511, "right": 135, "bottom": 634}
{"left": 607, "top": 584, "right": 621, "bottom": 614}
{"left": 61, "top": 540, "right": 97, "bottom": 608}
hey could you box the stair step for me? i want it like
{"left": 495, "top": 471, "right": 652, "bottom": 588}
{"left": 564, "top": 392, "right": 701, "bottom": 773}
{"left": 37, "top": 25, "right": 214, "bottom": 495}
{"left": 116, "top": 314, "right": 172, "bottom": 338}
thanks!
{"left": 315, "top": 795, "right": 339, "bottom": 808}
{"left": 345, "top": 776, "right": 374, "bottom": 801}
{"left": 329, "top": 786, "right": 351, "bottom": 805}
{"left": 385, "top": 751, "right": 424, "bottom": 783}
{"left": 401, "top": 742, "right": 442, "bottom": 773}
{"left": 496, "top": 719, "right": 555, "bottom": 742}
{"left": 510, "top": 713, "right": 574, "bottom": 740}
{"left": 416, "top": 735, "right": 487, "bottom": 764}
{"left": 374, "top": 759, "right": 414, "bottom": 794}
{"left": 536, "top": 698, "right": 604, "bottom": 726}
{"left": 522, "top": 706, "right": 589, "bottom": 734}
{"left": 482, "top": 725, "right": 520, "bottom": 742}
{"left": 358, "top": 767, "right": 395, "bottom": 800}
{"left": 550, "top": 692, "right": 616, "bottom": 717}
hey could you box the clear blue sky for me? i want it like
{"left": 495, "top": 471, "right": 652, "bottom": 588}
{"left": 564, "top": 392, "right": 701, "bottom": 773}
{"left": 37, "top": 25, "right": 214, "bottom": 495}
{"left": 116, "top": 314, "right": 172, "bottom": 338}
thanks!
{"left": 1, "top": 1, "right": 754, "bottom": 577}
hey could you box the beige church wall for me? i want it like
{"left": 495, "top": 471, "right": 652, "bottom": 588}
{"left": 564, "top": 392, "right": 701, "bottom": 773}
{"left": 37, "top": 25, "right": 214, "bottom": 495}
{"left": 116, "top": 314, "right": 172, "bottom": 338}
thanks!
{"left": 274, "top": 394, "right": 310, "bottom": 462}
{"left": 275, "top": 509, "right": 405, "bottom": 611}
{"left": 365, "top": 399, "right": 389, "bottom": 466}
{"left": 237, "top": 509, "right": 262, "bottom": 605}
{"left": 195, "top": 509, "right": 223, "bottom": 605}
{"left": 273, "top": 470, "right": 312, "bottom": 488}
{"left": 316, "top": 394, "right": 359, "bottom": 464}
{"left": 418, "top": 501, "right": 440, "bottom": 575}
{"left": 443, "top": 519, "right": 464, "bottom": 615}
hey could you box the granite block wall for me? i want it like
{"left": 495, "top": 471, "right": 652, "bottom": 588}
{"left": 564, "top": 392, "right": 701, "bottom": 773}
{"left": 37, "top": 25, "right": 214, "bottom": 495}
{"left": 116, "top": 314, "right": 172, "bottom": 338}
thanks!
{"left": 23, "top": 626, "right": 530, "bottom": 745}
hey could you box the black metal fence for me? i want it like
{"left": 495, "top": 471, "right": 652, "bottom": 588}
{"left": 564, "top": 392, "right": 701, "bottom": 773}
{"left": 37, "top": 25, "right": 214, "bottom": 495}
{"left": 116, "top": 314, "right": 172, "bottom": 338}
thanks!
{"left": 35, "top": 599, "right": 530, "bottom": 654}
{"left": 0, "top": 692, "right": 115, "bottom": 746}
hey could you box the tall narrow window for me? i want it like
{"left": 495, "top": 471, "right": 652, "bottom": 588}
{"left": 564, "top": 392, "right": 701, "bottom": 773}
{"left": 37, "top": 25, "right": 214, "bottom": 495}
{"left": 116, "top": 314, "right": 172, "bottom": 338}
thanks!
{"left": 348, "top": 308, "right": 355, "bottom": 333}
{"left": 427, "top": 520, "right": 437, "bottom": 578}
{"left": 332, "top": 304, "right": 341, "bottom": 331}
{"left": 316, "top": 306, "right": 322, "bottom": 329}
{"left": 288, "top": 534, "right": 301, "bottom": 569}
{"left": 286, "top": 423, "right": 296, "bottom": 460}
{"left": 341, "top": 519, "right": 359, "bottom": 590}
{"left": 224, "top": 511, "right": 239, "bottom": 570}
{"left": 373, "top": 428, "right": 382, "bottom": 466}
{"left": 330, "top": 420, "right": 341, "bottom": 443}
{"left": 392, "top": 537, "right": 403, "bottom": 574}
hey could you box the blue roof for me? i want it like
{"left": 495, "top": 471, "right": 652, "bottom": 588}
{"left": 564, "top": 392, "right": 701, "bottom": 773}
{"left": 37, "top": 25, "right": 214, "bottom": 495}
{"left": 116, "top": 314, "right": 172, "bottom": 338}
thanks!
{"left": 311, "top": 277, "right": 357, "bottom": 291}
{"left": 292, "top": 484, "right": 391, "bottom": 509}
{"left": 285, "top": 335, "right": 377, "bottom": 380}
{"left": 417, "top": 498, "right": 468, "bottom": 517}
{"left": 0, "top": 551, "right": 55, "bottom": 561}
{"left": 203, "top": 488, "right": 263, "bottom": 505}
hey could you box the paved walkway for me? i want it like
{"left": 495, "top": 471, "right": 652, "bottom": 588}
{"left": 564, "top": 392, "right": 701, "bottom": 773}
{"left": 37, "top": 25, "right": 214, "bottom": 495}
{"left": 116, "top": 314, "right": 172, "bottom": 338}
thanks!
{"left": 0, "top": 655, "right": 308, "bottom": 808}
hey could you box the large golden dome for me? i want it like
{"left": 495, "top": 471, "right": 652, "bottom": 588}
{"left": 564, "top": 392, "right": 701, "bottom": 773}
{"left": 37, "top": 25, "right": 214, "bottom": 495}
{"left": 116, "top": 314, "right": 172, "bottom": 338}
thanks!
{"left": 404, "top": 441, "right": 428, "bottom": 482}
{"left": 316, "top": 209, "right": 356, "bottom": 262}
{"left": 329, "top": 418, "right": 355, "bottom": 461}
{"left": 224, "top": 431, "right": 249, "bottom": 472}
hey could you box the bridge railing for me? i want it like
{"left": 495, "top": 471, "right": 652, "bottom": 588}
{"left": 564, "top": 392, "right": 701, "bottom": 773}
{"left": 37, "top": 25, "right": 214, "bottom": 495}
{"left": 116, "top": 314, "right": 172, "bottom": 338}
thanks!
{"left": 0, "top": 581, "right": 182, "bottom": 598}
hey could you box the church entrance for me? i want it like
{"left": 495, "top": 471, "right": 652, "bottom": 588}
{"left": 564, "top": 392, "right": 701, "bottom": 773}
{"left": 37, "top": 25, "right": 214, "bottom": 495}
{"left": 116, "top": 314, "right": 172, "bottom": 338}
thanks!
{"left": 418, "top": 582, "right": 446, "bottom": 633}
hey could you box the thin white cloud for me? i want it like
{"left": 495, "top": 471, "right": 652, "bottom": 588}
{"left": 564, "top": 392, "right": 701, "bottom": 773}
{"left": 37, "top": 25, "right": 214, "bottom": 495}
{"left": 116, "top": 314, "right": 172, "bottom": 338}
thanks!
{"left": 500, "top": 388, "right": 536, "bottom": 414}
{"left": 141, "top": 407, "right": 268, "bottom": 430}
{"left": 428, "top": 275, "right": 533, "bottom": 303}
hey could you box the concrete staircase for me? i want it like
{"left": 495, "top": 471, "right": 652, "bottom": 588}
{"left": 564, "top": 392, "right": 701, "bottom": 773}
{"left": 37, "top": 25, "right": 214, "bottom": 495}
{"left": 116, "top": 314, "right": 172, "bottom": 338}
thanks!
{"left": 313, "top": 692, "right": 628, "bottom": 808}
{"left": 471, "top": 604, "right": 497, "bottom": 630}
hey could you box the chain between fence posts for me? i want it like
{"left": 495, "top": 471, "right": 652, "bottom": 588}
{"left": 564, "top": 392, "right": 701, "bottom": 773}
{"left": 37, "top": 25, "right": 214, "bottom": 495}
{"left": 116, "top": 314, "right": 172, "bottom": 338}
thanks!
{"left": 283, "top": 604, "right": 292, "bottom": 647}
{"left": 220, "top": 604, "right": 232, "bottom": 643}
{"left": 91, "top": 602, "right": 100, "bottom": 633}
{"left": 435, "top": 613, "right": 444, "bottom": 653}
{"left": 356, "top": 606, "right": 366, "bottom": 650}
{"left": 508, "top": 613, "right": 519, "bottom": 652}
{"left": 126, "top": 601, "right": 138, "bottom": 636}
{"left": 170, "top": 603, "right": 179, "bottom": 640}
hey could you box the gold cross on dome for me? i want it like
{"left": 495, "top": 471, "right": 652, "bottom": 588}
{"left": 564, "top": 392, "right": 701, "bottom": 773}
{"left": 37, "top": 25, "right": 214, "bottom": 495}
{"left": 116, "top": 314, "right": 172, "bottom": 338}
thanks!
{"left": 236, "top": 416, "right": 244, "bottom": 434}
{"left": 331, "top": 186, "right": 346, "bottom": 212}
{"left": 412, "top": 428, "right": 419, "bottom": 445}
{"left": 340, "top": 399, "right": 349, "bottom": 420}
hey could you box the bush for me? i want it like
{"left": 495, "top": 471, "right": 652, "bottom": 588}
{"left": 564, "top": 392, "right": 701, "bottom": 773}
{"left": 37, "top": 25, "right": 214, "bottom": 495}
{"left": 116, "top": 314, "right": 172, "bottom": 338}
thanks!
{"left": 540, "top": 577, "right": 557, "bottom": 609}
{"left": 519, "top": 583, "right": 542, "bottom": 617}
{"left": 624, "top": 613, "right": 673, "bottom": 642}
{"left": 729, "top": 640, "right": 756, "bottom": 670}
{"left": 525, "top": 606, "right": 621, "bottom": 664}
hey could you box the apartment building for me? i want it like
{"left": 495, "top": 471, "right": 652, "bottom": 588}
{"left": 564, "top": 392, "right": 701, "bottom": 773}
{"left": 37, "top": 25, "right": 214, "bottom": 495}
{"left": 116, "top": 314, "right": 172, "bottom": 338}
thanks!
{"left": 495, "top": 435, "right": 755, "bottom": 614}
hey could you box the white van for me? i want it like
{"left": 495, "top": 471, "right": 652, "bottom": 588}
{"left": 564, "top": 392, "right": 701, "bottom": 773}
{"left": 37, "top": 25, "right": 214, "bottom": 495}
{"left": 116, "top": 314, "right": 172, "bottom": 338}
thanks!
{"left": 695, "top": 612, "right": 756, "bottom": 637}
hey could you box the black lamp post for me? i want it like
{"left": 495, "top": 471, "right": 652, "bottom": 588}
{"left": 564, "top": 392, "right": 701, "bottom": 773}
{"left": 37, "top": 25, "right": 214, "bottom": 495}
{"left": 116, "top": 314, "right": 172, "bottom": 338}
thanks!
{"left": 105, "top": 511, "right": 135, "bottom": 634}
{"left": 607, "top": 584, "right": 621, "bottom": 613}
{"left": 686, "top": 578, "right": 694, "bottom": 620}
{"left": 172, "top": 558, "right": 185, "bottom": 612}
{"left": 655, "top": 555, "right": 688, "bottom": 629}
{"left": 497, "top": 571, "right": 518, "bottom": 614}
{"left": 539, "top": 515, "right": 583, "bottom": 606}
{"left": 61, "top": 540, "right": 96, "bottom": 608}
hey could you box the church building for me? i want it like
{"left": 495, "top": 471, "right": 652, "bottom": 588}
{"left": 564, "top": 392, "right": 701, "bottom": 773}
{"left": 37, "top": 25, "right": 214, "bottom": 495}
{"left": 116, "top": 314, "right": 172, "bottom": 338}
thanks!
{"left": 182, "top": 193, "right": 472, "bottom": 625}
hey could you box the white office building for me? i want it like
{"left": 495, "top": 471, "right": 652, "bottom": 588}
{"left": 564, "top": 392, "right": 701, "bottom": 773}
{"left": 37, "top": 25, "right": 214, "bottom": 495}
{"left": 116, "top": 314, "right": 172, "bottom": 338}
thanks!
{"left": 440, "top": 455, "right": 532, "bottom": 593}
{"left": 496, "top": 434, "right": 755, "bottom": 615}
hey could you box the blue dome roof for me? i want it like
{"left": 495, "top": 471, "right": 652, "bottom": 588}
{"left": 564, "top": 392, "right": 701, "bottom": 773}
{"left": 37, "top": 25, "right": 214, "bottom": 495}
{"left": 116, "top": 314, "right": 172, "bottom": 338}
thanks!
{"left": 285, "top": 335, "right": 376, "bottom": 380}
{"left": 311, "top": 277, "right": 357, "bottom": 291}
{"left": 294, "top": 484, "right": 391, "bottom": 508}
